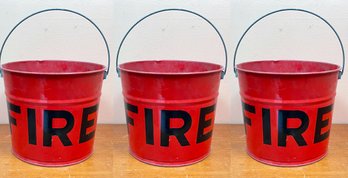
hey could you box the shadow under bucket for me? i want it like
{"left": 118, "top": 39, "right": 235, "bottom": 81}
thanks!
{"left": 2, "top": 60, "right": 105, "bottom": 166}
{"left": 119, "top": 60, "right": 223, "bottom": 166}
{"left": 237, "top": 60, "right": 340, "bottom": 166}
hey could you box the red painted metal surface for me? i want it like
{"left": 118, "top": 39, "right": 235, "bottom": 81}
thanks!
{"left": 119, "top": 60, "right": 222, "bottom": 166}
{"left": 2, "top": 60, "right": 105, "bottom": 166}
{"left": 237, "top": 60, "right": 340, "bottom": 166}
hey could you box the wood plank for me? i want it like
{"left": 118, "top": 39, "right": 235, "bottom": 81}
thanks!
{"left": 0, "top": 124, "right": 347, "bottom": 177}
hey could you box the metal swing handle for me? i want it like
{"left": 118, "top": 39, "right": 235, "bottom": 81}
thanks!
{"left": 0, "top": 8, "right": 111, "bottom": 79}
{"left": 233, "top": 8, "right": 345, "bottom": 79}
{"left": 115, "top": 8, "right": 228, "bottom": 79}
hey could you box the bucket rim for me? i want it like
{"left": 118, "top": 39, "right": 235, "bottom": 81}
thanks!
{"left": 118, "top": 59, "right": 223, "bottom": 76}
{"left": 236, "top": 60, "right": 341, "bottom": 75}
{"left": 1, "top": 60, "right": 106, "bottom": 75}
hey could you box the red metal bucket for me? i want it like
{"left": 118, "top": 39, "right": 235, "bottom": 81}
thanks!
{"left": 119, "top": 60, "right": 222, "bottom": 166}
{"left": 116, "top": 9, "right": 227, "bottom": 166}
{"left": 0, "top": 9, "right": 110, "bottom": 166}
{"left": 233, "top": 9, "right": 345, "bottom": 166}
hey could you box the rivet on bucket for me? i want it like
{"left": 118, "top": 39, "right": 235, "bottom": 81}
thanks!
{"left": 116, "top": 8, "right": 228, "bottom": 166}
{"left": 0, "top": 9, "right": 110, "bottom": 166}
{"left": 233, "top": 8, "right": 345, "bottom": 166}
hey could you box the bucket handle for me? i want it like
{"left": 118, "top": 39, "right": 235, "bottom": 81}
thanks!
{"left": 116, "top": 8, "right": 228, "bottom": 79}
{"left": 233, "top": 8, "right": 345, "bottom": 79}
{"left": 0, "top": 8, "right": 111, "bottom": 79}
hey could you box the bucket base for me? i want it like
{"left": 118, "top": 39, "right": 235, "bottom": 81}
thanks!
{"left": 129, "top": 149, "right": 210, "bottom": 167}
{"left": 12, "top": 150, "right": 94, "bottom": 167}
{"left": 246, "top": 150, "right": 327, "bottom": 167}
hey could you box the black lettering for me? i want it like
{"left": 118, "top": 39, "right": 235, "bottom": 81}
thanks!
{"left": 125, "top": 102, "right": 138, "bottom": 126}
{"left": 242, "top": 102, "right": 255, "bottom": 133}
{"left": 7, "top": 102, "right": 20, "bottom": 133}
{"left": 160, "top": 110, "right": 192, "bottom": 147}
{"left": 314, "top": 105, "right": 333, "bottom": 143}
{"left": 262, "top": 108, "right": 271, "bottom": 145}
{"left": 79, "top": 104, "right": 98, "bottom": 143}
{"left": 278, "top": 110, "right": 309, "bottom": 147}
{"left": 43, "top": 110, "right": 74, "bottom": 146}
{"left": 27, "top": 108, "right": 37, "bottom": 145}
{"left": 196, "top": 105, "right": 215, "bottom": 143}
{"left": 145, "top": 108, "right": 154, "bottom": 145}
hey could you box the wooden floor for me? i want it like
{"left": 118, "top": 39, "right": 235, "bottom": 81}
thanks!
{"left": 0, "top": 124, "right": 347, "bottom": 178}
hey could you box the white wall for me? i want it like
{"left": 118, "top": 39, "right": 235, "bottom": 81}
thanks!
{"left": 0, "top": 0, "right": 347, "bottom": 124}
